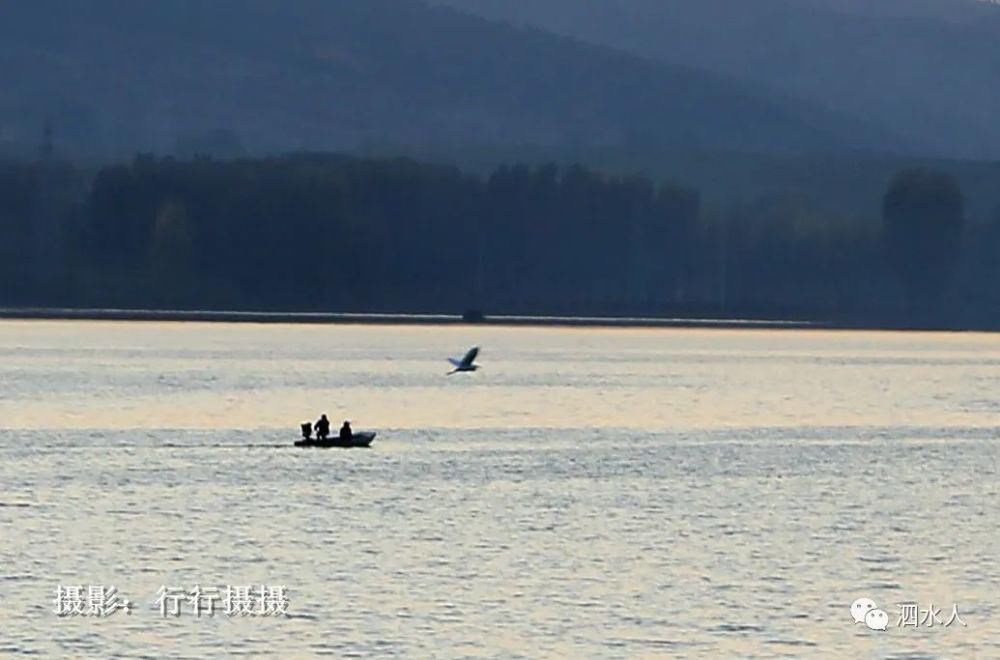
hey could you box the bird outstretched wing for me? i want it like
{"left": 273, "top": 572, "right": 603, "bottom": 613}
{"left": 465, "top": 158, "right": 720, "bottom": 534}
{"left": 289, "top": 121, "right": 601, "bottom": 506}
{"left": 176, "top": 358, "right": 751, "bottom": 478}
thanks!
{"left": 461, "top": 346, "right": 479, "bottom": 368}
{"left": 447, "top": 357, "right": 463, "bottom": 368}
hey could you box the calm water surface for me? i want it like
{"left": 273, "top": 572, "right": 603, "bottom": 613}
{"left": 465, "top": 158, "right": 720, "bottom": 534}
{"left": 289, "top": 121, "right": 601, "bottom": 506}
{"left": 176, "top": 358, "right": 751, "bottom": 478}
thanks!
{"left": 1, "top": 321, "right": 998, "bottom": 657}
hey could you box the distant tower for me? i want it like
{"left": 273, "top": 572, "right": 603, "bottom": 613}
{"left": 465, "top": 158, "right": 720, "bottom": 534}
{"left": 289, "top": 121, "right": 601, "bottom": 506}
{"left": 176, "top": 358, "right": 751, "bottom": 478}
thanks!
{"left": 39, "top": 118, "right": 54, "bottom": 160}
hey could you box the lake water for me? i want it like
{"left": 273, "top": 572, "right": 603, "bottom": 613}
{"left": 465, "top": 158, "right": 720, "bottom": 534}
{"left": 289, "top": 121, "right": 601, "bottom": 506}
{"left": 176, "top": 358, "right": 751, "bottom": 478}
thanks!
{"left": 1, "top": 320, "right": 998, "bottom": 657}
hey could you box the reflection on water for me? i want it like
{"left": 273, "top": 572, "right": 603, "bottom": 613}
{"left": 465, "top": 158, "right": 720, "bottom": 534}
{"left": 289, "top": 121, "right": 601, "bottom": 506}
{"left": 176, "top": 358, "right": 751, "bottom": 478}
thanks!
{"left": 0, "top": 321, "right": 998, "bottom": 657}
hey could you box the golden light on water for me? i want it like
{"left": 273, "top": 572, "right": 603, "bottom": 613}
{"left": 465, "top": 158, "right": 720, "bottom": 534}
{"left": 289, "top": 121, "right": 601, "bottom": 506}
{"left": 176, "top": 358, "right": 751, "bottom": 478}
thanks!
{"left": 2, "top": 320, "right": 998, "bottom": 433}
{"left": 2, "top": 320, "right": 998, "bottom": 656}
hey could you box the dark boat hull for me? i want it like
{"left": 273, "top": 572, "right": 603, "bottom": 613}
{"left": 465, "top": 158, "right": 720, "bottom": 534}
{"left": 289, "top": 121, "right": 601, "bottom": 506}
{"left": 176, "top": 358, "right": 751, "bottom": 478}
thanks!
{"left": 294, "top": 431, "right": 376, "bottom": 448}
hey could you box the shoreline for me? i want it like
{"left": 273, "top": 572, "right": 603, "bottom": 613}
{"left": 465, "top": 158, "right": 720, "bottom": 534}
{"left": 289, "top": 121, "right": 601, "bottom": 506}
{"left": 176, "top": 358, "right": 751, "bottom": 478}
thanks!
{"left": 0, "top": 306, "right": 987, "bottom": 332}
{"left": 0, "top": 307, "right": 1000, "bottom": 333}
{"left": 0, "top": 306, "right": 818, "bottom": 329}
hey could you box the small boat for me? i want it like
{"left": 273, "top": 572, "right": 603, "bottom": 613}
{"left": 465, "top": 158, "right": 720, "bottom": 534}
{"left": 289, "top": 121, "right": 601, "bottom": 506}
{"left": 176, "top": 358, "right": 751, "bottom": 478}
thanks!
{"left": 294, "top": 431, "right": 376, "bottom": 448}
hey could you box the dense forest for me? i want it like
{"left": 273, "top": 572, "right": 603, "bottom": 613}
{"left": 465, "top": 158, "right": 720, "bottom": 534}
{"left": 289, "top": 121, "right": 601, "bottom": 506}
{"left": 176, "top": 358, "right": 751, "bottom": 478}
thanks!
{"left": 1, "top": 152, "right": 998, "bottom": 327}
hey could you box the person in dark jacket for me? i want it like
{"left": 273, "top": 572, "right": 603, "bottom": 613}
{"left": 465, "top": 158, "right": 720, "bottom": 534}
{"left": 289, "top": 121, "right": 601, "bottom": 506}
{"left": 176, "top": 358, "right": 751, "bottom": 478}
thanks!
{"left": 315, "top": 414, "right": 331, "bottom": 440}
{"left": 339, "top": 420, "right": 353, "bottom": 443}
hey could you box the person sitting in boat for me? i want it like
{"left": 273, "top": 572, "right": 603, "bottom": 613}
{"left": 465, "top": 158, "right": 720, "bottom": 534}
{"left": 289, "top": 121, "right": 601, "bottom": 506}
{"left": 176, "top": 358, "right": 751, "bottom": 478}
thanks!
{"left": 339, "top": 420, "right": 353, "bottom": 443}
{"left": 315, "top": 414, "right": 331, "bottom": 440}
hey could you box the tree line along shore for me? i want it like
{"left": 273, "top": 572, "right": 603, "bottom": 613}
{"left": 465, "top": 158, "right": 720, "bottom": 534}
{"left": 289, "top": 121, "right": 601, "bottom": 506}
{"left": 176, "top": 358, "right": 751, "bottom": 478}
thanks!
{"left": 0, "top": 152, "right": 996, "bottom": 329}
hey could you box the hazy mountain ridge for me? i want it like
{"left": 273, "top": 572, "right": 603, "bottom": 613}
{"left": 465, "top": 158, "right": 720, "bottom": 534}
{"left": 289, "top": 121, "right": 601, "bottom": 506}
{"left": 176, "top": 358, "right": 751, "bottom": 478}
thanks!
{"left": 800, "top": 0, "right": 1000, "bottom": 20}
{"left": 433, "top": 0, "right": 1000, "bottom": 159}
{"left": 0, "top": 0, "right": 909, "bottom": 159}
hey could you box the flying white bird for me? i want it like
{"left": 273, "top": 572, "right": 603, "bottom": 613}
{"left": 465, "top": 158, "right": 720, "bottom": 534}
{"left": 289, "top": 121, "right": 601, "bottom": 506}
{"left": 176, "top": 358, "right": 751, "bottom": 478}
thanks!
{"left": 447, "top": 346, "right": 480, "bottom": 374}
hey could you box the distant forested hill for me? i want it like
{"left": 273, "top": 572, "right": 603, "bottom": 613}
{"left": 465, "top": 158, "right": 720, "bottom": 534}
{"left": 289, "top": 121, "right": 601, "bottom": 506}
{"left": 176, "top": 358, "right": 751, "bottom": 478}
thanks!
{"left": 434, "top": 0, "right": 1000, "bottom": 159}
{"left": 0, "top": 0, "right": 906, "bottom": 159}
